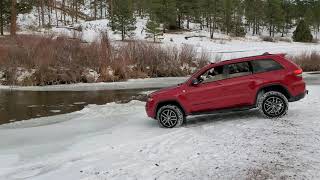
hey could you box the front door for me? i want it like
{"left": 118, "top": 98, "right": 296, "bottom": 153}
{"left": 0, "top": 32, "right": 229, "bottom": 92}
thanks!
{"left": 184, "top": 65, "right": 228, "bottom": 113}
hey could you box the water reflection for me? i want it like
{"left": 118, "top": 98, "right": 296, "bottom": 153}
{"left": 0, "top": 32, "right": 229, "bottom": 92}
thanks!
{"left": 0, "top": 89, "right": 155, "bottom": 125}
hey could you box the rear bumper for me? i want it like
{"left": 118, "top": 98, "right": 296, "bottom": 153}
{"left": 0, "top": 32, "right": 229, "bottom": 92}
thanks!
{"left": 289, "top": 90, "right": 308, "bottom": 102}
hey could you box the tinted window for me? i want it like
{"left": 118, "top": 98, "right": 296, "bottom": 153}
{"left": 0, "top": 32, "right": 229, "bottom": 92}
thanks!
{"left": 251, "top": 59, "right": 283, "bottom": 73}
{"left": 227, "top": 62, "right": 252, "bottom": 78}
{"left": 198, "top": 65, "right": 226, "bottom": 83}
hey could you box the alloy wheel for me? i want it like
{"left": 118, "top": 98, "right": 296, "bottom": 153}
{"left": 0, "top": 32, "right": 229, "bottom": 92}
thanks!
{"left": 159, "top": 109, "right": 178, "bottom": 128}
{"left": 263, "top": 96, "right": 285, "bottom": 117}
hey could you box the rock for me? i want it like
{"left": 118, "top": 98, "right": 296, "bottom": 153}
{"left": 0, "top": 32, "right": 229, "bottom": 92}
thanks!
{"left": 82, "top": 68, "right": 100, "bottom": 83}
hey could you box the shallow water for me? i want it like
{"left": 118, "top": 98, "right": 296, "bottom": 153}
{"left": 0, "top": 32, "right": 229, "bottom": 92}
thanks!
{"left": 0, "top": 89, "right": 156, "bottom": 125}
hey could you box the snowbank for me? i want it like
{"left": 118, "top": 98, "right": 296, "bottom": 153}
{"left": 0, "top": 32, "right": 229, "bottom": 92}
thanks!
{"left": 0, "top": 85, "right": 320, "bottom": 179}
{"left": 0, "top": 77, "right": 188, "bottom": 91}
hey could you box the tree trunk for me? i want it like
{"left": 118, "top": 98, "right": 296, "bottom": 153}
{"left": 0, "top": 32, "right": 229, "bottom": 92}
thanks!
{"left": 209, "top": 17, "right": 214, "bottom": 39}
{"left": 187, "top": 16, "right": 190, "bottom": 29}
{"left": 121, "top": 25, "right": 125, "bottom": 41}
{"left": 62, "top": 0, "right": 66, "bottom": 25}
{"left": 55, "top": 0, "right": 58, "bottom": 26}
{"left": 109, "top": 0, "right": 114, "bottom": 30}
{"left": 40, "top": 0, "right": 45, "bottom": 27}
{"left": 0, "top": 0, "right": 3, "bottom": 35}
{"left": 75, "top": 0, "right": 78, "bottom": 22}
{"left": 177, "top": 14, "right": 181, "bottom": 29}
{"left": 10, "top": 0, "right": 17, "bottom": 36}
{"left": 100, "top": 0, "right": 103, "bottom": 19}
{"left": 269, "top": 25, "right": 272, "bottom": 37}
{"left": 272, "top": 25, "right": 275, "bottom": 37}
{"left": 47, "top": 2, "right": 52, "bottom": 26}
{"left": 37, "top": 5, "right": 41, "bottom": 27}
{"left": 94, "top": 0, "right": 97, "bottom": 20}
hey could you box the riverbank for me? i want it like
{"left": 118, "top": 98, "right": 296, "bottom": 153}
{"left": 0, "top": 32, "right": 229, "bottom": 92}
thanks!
{"left": 1, "top": 72, "right": 320, "bottom": 91}
{"left": 1, "top": 34, "right": 320, "bottom": 87}
{"left": 0, "top": 77, "right": 187, "bottom": 91}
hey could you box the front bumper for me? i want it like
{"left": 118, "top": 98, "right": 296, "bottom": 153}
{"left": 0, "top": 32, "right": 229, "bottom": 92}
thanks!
{"left": 289, "top": 90, "right": 308, "bottom": 102}
{"left": 146, "top": 99, "right": 156, "bottom": 119}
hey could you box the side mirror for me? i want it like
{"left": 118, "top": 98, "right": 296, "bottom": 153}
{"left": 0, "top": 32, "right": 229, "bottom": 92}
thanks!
{"left": 191, "top": 79, "right": 200, "bottom": 86}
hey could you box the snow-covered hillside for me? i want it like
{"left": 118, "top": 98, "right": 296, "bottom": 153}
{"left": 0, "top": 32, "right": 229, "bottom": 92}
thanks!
{"left": 0, "top": 84, "right": 320, "bottom": 180}
{"left": 17, "top": 10, "right": 320, "bottom": 62}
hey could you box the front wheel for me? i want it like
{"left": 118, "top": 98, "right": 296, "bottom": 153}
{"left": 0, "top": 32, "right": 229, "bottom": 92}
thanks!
{"left": 157, "top": 105, "right": 185, "bottom": 128}
{"left": 258, "top": 91, "right": 289, "bottom": 118}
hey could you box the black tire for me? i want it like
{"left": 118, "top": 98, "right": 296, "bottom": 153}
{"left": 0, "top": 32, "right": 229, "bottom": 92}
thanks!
{"left": 156, "top": 105, "right": 185, "bottom": 128}
{"left": 257, "top": 91, "right": 289, "bottom": 118}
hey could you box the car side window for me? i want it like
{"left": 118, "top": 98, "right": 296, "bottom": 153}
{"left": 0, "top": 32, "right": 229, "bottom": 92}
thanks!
{"left": 198, "top": 65, "right": 226, "bottom": 84}
{"left": 227, "top": 62, "right": 252, "bottom": 78}
{"left": 251, "top": 59, "right": 283, "bottom": 73}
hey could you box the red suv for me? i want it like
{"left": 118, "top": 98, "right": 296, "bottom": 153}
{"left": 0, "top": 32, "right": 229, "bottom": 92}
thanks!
{"left": 146, "top": 53, "right": 308, "bottom": 128}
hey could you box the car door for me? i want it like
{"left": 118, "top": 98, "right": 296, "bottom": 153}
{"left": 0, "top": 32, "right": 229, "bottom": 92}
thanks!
{"left": 184, "top": 65, "right": 228, "bottom": 113}
{"left": 219, "top": 61, "right": 256, "bottom": 108}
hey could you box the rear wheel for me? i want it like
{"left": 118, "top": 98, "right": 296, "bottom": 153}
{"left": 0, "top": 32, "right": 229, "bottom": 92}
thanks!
{"left": 258, "top": 91, "right": 288, "bottom": 118}
{"left": 157, "top": 105, "right": 185, "bottom": 128}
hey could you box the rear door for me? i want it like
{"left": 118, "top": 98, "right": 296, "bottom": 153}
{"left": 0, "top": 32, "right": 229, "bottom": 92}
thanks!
{"left": 219, "top": 61, "right": 256, "bottom": 108}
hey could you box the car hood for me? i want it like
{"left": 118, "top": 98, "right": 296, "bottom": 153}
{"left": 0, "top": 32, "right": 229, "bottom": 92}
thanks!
{"left": 150, "top": 85, "right": 182, "bottom": 97}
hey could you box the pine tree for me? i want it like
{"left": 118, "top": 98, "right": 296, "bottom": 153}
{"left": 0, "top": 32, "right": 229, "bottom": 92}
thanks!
{"left": 293, "top": 19, "right": 313, "bottom": 42}
{"left": 265, "top": 0, "right": 284, "bottom": 37}
{"left": 223, "top": 0, "right": 233, "bottom": 35}
{"left": 150, "top": 0, "right": 177, "bottom": 32}
{"left": 200, "top": 0, "right": 223, "bottom": 38}
{"left": 244, "top": 0, "right": 264, "bottom": 35}
{"left": 146, "top": 18, "right": 162, "bottom": 42}
{"left": 232, "top": 0, "right": 246, "bottom": 37}
{"left": 313, "top": 1, "right": 320, "bottom": 38}
{"left": 0, "top": 0, "right": 10, "bottom": 35}
{"left": 110, "top": 0, "right": 136, "bottom": 41}
{"left": 280, "top": 0, "right": 294, "bottom": 37}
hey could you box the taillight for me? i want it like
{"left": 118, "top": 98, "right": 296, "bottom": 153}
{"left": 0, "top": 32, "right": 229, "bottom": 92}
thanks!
{"left": 293, "top": 69, "right": 303, "bottom": 77}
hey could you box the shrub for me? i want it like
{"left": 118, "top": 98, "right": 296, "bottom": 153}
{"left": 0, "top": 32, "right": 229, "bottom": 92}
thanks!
{"left": 0, "top": 35, "right": 209, "bottom": 86}
{"left": 260, "top": 36, "right": 275, "bottom": 42}
{"left": 293, "top": 20, "right": 313, "bottom": 42}
{"left": 290, "top": 51, "right": 320, "bottom": 72}
{"left": 231, "top": 25, "right": 246, "bottom": 37}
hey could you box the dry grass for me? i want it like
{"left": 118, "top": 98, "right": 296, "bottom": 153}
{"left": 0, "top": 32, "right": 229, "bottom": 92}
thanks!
{"left": 0, "top": 35, "right": 209, "bottom": 86}
{"left": 290, "top": 51, "right": 320, "bottom": 72}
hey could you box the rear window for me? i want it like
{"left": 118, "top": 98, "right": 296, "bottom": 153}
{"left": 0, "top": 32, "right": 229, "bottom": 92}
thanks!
{"left": 251, "top": 59, "right": 283, "bottom": 73}
{"left": 227, "top": 62, "right": 252, "bottom": 78}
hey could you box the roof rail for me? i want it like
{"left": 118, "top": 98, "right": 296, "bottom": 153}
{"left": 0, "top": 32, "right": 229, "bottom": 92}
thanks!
{"left": 263, "top": 52, "right": 287, "bottom": 57}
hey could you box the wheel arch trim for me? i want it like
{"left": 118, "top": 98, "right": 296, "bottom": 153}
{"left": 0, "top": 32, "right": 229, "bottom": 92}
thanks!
{"left": 254, "top": 83, "right": 292, "bottom": 105}
{"left": 155, "top": 99, "right": 187, "bottom": 117}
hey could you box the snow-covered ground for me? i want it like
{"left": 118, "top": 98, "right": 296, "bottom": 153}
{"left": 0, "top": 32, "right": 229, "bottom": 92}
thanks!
{"left": 0, "top": 85, "right": 320, "bottom": 180}
{"left": 50, "top": 18, "right": 320, "bottom": 61}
